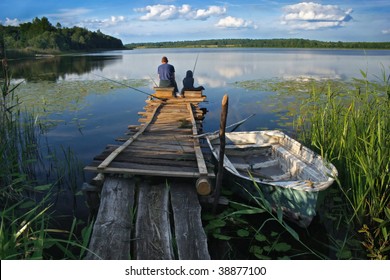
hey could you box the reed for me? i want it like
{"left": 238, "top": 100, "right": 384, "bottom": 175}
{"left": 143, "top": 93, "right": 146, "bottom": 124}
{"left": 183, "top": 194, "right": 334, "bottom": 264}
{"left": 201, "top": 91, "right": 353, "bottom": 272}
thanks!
{"left": 293, "top": 69, "right": 390, "bottom": 258}
{"left": 0, "top": 193, "right": 94, "bottom": 259}
{"left": 1, "top": 57, "right": 91, "bottom": 259}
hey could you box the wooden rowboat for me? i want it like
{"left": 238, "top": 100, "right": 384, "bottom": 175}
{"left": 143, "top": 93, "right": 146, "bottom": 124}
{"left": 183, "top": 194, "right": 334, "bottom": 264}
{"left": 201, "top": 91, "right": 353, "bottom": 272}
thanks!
{"left": 206, "top": 130, "right": 338, "bottom": 227}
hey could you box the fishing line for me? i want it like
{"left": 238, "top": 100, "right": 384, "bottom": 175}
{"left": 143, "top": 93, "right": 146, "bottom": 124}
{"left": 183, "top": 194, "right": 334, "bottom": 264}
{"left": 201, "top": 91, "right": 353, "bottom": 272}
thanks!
{"left": 92, "top": 73, "right": 166, "bottom": 101}
{"left": 192, "top": 53, "right": 199, "bottom": 75}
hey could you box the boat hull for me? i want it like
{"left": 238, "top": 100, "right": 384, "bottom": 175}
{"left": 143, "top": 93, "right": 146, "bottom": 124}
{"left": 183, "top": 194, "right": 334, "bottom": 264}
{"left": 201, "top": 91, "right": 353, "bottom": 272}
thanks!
{"left": 206, "top": 130, "right": 338, "bottom": 228}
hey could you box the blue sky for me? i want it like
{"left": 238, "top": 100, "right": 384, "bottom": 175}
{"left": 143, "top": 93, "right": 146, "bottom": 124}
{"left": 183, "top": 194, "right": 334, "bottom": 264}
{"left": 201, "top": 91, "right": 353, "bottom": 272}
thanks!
{"left": 0, "top": 0, "right": 389, "bottom": 43}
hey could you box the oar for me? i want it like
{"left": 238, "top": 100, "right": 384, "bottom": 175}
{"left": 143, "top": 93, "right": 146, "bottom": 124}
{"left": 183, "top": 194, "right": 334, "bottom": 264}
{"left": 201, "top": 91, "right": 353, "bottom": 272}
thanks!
{"left": 92, "top": 73, "right": 166, "bottom": 101}
{"left": 193, "top": 113, "right": 255, "bottom": 138}
{"left": 229, "top": 113, "right": 255, "bottom": 132}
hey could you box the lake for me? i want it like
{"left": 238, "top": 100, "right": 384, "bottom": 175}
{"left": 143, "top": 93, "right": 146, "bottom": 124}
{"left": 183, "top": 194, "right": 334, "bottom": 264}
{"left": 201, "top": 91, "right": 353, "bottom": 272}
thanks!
{"left": 10, "top": 48, "right": 389, "bottom": 161}
{"left": 8, "top": 48, "right": 390, "bottom": 226}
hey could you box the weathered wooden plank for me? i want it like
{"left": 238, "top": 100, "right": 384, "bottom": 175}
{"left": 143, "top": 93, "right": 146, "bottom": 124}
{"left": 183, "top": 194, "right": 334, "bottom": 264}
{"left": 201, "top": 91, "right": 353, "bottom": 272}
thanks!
{"left": 146, "top": 98, "right": 205, "bottom": 104}
{"left": 148, "top": 121, "right": 191, "bottom": 127}
{"left": 187, "top": 103, "right": 209, "bottom": 176}
{"left": 153, "top": 117, "right": 191, "bottom": 123}
{"left": 98, "top": 147, "right": 193, "bottom": 158}
{"left": 100, "top": 144, "right": 196, "bottom": 155}
{"left": 92, "top": 160, "right": 201, "bottom": 173}
{"left": 183, "top": 90, "right": 203, "bottom": 98}
{"left": 85, "top": 162, "right": 215, "bottom": 178}
{"left": 128, "top": 142, "right": 195, "bottom": 153}
{"left": 136, "top": 134, "right": 192, "bottom": 141}
{"left": 96, "top": 153, "right": 199, "bottom": 168}
{"left": 155, "top": 110, "right": 189, "bottom": 114}
{"left": 136, "top": 138, "right": 194, "bottom": 145}
{"left": 141, "top": 131, "right": 191, "bottom": 136}
{"left": 134, "top": 183, "right": 174, "bottom": 260}
{"left": 139, "top": 118, "right": 190, "bottom": 125}
{"left": 146, "top": 127, "right": 192, "bottom": 134}
{"left": 168, "top": 97, "right": 206, "bottom": 102}
{"left": 155, "top": 108, "right": 189, "bottom": 113}
{"left": 112, "top": 138, "right": 195, "bottom": 147}
{"left": 170, "top": 182, "right": 210, "bottom": 260}
{"left": 85, "top": 177, "right": 135, "bottom": 260}
{"left": 98, "top": 103, "right": 162, "bottom": 169}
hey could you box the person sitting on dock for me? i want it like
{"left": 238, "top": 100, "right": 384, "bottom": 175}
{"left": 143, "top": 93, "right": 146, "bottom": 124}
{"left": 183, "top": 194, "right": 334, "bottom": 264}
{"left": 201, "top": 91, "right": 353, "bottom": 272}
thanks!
{"left": 157, "top": 56, "right": 179, "bottom": 95}
{"left": 180, "top": 70, "right": 205, "bottom": 97}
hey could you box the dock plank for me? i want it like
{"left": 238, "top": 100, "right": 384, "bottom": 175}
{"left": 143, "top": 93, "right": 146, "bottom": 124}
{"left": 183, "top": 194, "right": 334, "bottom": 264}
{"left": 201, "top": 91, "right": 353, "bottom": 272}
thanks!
{"left": 170, "top": 182, "right": 210, "bottom": 260}
{"left": 85, "top": 162, "right": 215, "bottom": 178}
{"left": 97, "top": 103, "right": 162, "bottom": 169}
{"left": 134, "top": 183, "right": 174, "bottom": 260}
{"left": 85, "top": 177, "right": 135, "bottom": 260}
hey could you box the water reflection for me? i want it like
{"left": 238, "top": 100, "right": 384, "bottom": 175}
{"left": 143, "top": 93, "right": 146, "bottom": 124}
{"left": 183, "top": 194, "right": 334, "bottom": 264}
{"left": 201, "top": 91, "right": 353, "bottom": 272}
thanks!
{"left": 8, "top": 54, "right": 123, "bottom": 81}
{"left": 9, "top": 48, "right": 388, "bottom": 137}
{"left": 9, "top": 48, "right": 389, "bottom": 85}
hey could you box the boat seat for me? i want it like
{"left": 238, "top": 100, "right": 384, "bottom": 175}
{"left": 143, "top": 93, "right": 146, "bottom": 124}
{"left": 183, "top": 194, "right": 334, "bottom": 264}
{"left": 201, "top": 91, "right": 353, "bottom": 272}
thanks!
{"left": 273, "top": 145, "right": 326, "bottom": 181}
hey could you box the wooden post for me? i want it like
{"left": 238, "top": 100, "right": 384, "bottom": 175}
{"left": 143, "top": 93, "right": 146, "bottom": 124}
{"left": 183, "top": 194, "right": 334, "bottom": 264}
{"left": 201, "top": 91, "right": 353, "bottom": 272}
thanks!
{"left": 213, "top": 94, "right": 228, "bottom": 213}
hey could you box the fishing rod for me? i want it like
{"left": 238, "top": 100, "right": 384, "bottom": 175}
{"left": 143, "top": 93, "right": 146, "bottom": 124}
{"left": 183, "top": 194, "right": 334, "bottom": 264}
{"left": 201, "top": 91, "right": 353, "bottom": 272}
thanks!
{"left": 92, "top": 73, "right": 166, "bottom": 101}
{"left": 192, "top": 53, "right": 199, "bottom": 75}
{"left": 149, "top": 74, "right": 158, "bottom": 87}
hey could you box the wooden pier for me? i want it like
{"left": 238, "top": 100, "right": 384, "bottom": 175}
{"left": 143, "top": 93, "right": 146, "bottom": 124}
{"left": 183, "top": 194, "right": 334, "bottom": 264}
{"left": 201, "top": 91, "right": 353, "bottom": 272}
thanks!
{"left": 84, "top": 87, "right": 215, "bottom": 260}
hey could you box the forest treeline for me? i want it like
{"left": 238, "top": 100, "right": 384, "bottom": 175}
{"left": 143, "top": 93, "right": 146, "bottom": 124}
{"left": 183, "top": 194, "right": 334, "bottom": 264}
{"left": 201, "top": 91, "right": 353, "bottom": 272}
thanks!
{"left": 126, "top": 38, "right": 390, "bottom": 49}
{"left": 0, "top": 17, "right": 124, "bottom": 56}
{"left": 1, "top": 17, "right": 388, "bottom": 58}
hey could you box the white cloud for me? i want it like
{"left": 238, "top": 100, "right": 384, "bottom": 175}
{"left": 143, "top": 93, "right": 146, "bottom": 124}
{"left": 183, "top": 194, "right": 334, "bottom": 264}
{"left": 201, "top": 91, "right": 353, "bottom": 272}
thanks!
{"left": 281, "top": 2, "right": 353, "bottom": 30}
{"left": 49, "top": 8, "right": 91, "bottom": 19}
{"left": 135, "top": 4, "right": 179, "bottom": 21}
{"left": 382, "top": 29, "right": 390, "bottom": 35}
{"left": 191, "top": 6, "right": 227, "bottom": 20}
{"left": 77, "top": 16, "right": 128, "bottom": 32}
{"left": 216, "top": 16, "right": 256, "bottom": 29}
{"left": 134, "top": 4, "right": 226, "bottom": 21}
{"left": 3, "top": 18, "right": 22, "bottom": 26}
{"left": 102, "top": 16, "right": 126, "bottom": 26}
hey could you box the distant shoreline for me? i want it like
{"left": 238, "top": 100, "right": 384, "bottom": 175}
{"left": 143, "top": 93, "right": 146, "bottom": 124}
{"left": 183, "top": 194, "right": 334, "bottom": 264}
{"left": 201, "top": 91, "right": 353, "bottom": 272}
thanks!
{"left": 4, "top": 40, "right": 389, "bottom": 60}
{"left": 125, "top": 38, "right": 390, "bottom": 50}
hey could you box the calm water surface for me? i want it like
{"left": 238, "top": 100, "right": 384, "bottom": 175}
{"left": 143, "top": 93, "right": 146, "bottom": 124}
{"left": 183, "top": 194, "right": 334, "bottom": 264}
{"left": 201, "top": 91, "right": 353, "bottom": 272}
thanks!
{"left": 10, "top": 48, "right": 389, "bottom": 164}
{"left": 9, "top": 48, "right": 390, "bottom": 227}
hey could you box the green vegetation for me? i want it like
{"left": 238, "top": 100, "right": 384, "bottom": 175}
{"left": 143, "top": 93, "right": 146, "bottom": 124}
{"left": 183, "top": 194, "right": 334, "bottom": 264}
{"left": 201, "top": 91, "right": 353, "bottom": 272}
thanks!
{"left": 293, "top": 71, "right": 390, "bottom": 259}
{"left": 203, "top": 188, "right": 327, "bottom": 260}
{"left": 1, "top": 53, "right": 92, "bottom": 259}
{"left": 0, "top": 17, "right": 124, "bottom": 57}
{"left": 126, "top": 38, "right": 390, "bottom": 50}
{"left": 15, "top": 79, "right": 149, "bottom": 131}
{"left": 231, "top": 70, "right": 390, "bottom": 259}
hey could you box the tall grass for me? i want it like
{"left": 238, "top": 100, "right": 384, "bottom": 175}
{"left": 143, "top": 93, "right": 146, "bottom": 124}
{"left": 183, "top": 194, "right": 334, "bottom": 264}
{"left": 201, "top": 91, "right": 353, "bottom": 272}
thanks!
{"left": 293, "top": 69, "right": 390, "bottom": 259}
{"left": 1, "top": 57, "right": 91, "bottom": 259}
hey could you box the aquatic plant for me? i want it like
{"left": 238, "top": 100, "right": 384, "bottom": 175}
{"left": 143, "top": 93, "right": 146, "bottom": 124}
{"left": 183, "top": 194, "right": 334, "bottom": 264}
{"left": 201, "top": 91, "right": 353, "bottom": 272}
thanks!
{"left": 203, "top": 188, "right": 325, "bottom": 260}
{"left": 1, "top": 55, "right": 92, "bottom": 259}
{"left": 290, "top": 69, "right": 390, "bottom": 259}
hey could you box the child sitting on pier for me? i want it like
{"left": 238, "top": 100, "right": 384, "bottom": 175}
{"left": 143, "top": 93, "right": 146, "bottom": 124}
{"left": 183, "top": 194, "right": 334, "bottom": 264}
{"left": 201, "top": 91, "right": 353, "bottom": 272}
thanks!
{"left": 179, "top": 70, "right": 204, "bottom": 97}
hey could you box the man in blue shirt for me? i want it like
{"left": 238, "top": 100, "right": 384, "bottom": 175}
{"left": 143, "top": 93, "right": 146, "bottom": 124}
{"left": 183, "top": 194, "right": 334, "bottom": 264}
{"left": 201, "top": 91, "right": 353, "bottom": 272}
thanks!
{"left": 157, "top": 56, "right": 178, "bottom": 94}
